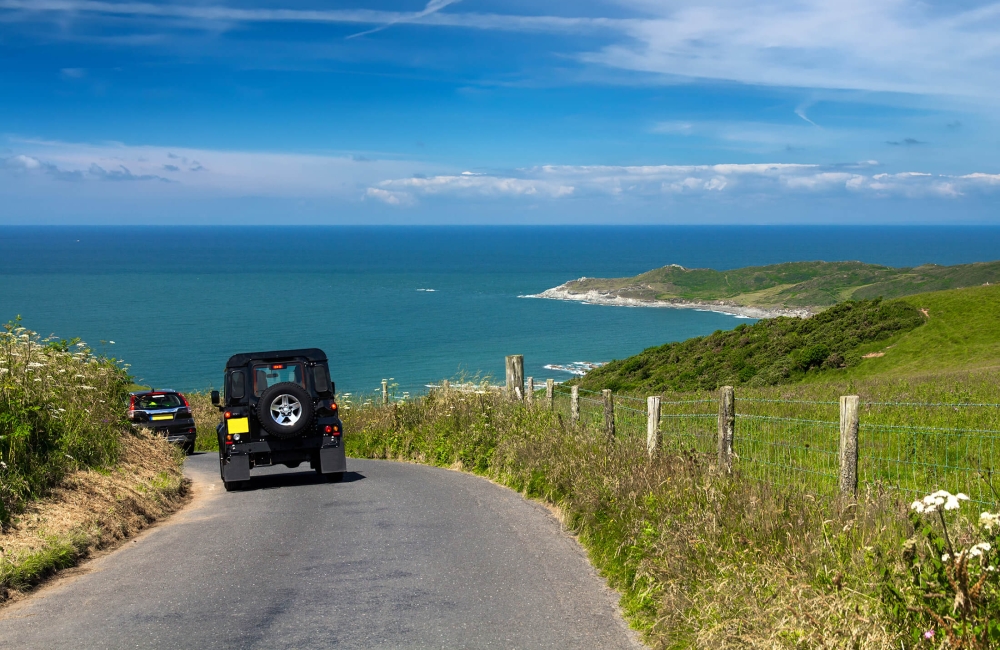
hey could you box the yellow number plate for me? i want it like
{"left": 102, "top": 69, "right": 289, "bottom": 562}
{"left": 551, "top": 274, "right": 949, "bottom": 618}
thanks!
{"left": 152, "top": 415, "right": 173, "bottom": 421}
{"left": 227, "top": 418, "right": 250, "bottom": 434}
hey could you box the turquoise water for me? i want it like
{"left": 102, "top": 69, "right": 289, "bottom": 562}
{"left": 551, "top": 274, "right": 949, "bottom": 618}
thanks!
{"left": 2, "top": 226, "right": 999, "bottom": 396}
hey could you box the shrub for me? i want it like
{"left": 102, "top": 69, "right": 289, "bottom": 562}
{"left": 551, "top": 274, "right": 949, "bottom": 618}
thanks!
{"left": 0, "top": 320, "right": 131, "bottom": 524}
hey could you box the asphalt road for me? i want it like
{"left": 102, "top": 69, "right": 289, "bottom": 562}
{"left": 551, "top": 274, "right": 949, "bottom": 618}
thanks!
{"left": 0, "top": 454, "right": 641, "bottom": 649}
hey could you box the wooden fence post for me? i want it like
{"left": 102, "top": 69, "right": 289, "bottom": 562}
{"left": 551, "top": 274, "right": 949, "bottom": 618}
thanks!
{"left": 546, "top": 379, "right": 554, "bottom": 411}
{"left": 839, "top": 395, "right": 860, "bottom": 497}
{"left": 526, "top": 377, "right": 534, "bottom": 405}
{"left": 571, "top": 386, "right": 580, "bottom": 423}
{"left": 647, "top": 396, "right": 661, "bottom": 458}
{"left": 718, "top": 385, "right": 735, "bottom": 472}
{"left": 505, "top": 355, "right": 525, "bottom": 401}
{"left": 382, "top": 379, "right": 389, "bottom": 406}
{"left": 603, "top": 389, "right": 615, "bottom": 438}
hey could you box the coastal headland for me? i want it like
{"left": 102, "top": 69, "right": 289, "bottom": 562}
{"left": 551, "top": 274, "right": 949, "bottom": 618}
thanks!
{"left": 524, "top": 259, "right": 1000, "bottom": 318}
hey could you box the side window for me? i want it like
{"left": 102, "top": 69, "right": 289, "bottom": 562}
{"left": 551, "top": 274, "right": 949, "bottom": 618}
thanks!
{"left": 313, "top": 365, "right": 330, "bottom": 394}
{"left": 231, "top": 370, "right": 246, "bottom": 400}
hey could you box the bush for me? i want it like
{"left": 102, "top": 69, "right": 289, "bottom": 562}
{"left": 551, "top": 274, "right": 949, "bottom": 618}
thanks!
{"left": 576, "top": 299, "right": 925, "bottom": 393}
{"left": 0, "top": 320, "right": 131, "bottom": 524}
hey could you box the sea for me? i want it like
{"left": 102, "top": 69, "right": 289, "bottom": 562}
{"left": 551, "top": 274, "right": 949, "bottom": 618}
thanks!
{"left": 2, "top": 226, "right": 999, "bottom": 397}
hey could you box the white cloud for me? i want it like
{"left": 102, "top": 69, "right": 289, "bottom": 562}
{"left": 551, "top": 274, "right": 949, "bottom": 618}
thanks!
{"left": 4, "top": 137, "right": 999, "bottom": 208}
{"left": 370, "top": 162, "right": 1000, "bottom": 203}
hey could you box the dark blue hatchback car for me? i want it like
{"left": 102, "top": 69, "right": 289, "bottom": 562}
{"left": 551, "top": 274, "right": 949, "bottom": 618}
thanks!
{"left": 128, "top": 390, "right": 197, "bottom": 454}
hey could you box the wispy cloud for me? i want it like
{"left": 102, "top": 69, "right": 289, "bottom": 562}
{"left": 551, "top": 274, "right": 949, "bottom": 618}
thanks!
{"left": 346, "top": 0, "right": 462, "bottom": 39}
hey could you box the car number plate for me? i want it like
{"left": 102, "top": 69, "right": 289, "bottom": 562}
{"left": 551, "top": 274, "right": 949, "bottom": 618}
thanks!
{"left": 152, "top": 415, "right": 173, "bottom": 421}
{"left": 228, "top": 418, "right": 250, "bottom": 434}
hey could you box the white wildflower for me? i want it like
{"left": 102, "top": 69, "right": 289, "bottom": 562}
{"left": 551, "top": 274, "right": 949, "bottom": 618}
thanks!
{"left": 75, "top": 342, "right": 86, "bottom": 348}
{"left": 74, "top": 374, "right": 85, "bottom": 378}
{"left": 944, "top": 493, "right": 970, "bottom": 511}
{"left": 0, "top": 368, "right": 7, "bottom": 375}
{"left": 981, "top": 512, "right": 1000, "bottom": 532}
{"left": 969, "top": 542, "right": 992, "bottom": 558}
{"left": 942, "top": 553, "right": 951, "bottom": 562}
{"left": 80, "top": 385, "right": 95, "bottom": 390}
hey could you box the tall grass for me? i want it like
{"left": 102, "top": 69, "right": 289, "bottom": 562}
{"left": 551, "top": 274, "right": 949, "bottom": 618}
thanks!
{"left": 559, "top": 370, "right": 1000, "bottom": 507}
{"left": 342, "top": 388, "right": 988, "bottom": 648}
{"left": 0, "top": 320, "right": 131, "bottom": 524}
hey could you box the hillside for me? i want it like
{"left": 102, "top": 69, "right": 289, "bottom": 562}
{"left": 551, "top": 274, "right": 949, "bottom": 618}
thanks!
{"left": 572, "top": 284, "right": 1000, "bottom": 393}
{"left": 532, "top": 259, "right": 1000, "bottom": 316}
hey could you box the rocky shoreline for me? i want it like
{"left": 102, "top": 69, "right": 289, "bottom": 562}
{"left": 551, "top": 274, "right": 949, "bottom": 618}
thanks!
{"left": 522, "top": 284, "right": 815, "bottom": 319}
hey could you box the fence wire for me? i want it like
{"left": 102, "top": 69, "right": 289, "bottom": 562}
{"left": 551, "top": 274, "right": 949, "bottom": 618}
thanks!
{"left": 508, "top": 383, "right": 1000, "bottom": 506}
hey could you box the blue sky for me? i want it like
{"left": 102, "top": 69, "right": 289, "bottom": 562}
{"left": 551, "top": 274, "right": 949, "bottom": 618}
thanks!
{"left": 1, "top": 0, "right": 999, "bottom": 224}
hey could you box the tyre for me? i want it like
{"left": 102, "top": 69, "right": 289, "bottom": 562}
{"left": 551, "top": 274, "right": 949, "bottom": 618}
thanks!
{"left": 223, "top": 480, "right": 246, "bottom": 492}
{"left": 256, "top": 382, "right": 314, "bottom": 438}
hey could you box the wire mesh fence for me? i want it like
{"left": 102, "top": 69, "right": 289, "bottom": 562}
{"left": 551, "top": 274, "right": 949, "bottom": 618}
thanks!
{"left": 542, "top": 383, "right": 1000, "bottom": 505}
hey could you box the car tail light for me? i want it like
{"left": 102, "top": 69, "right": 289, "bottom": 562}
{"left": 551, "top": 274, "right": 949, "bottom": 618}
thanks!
{"left": 324, "top": 425, "right": 332, "bottom": 433}
{"left": 226, "top": 433, "right": 233, "bottom": 445}
{"left": 333, "top": 426, "right": 340, "bottom": 436}
{"left": 179, "top": 393, "right": 190, "bottom": 408}
{"left": 224, "top": 411, "right": 232, "bottom": 419}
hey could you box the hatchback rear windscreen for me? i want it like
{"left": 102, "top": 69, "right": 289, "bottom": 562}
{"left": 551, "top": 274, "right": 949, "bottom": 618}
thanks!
{"left": 135, "top": 394, "right": 184, "bottom": 409}
{"left": 253, "top": 362, "right": 305, "bottom": 396}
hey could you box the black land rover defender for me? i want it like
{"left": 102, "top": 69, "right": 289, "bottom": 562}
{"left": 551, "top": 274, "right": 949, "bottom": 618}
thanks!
{"left": 211, "top": 348, "right": 346, "bottom": 491}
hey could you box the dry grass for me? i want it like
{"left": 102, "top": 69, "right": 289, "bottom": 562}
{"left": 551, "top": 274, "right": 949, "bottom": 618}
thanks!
{"left": 0, "top": 431, "right": 189, "bottom": 603}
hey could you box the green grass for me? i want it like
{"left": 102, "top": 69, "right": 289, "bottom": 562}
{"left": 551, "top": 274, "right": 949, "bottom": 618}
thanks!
{"left": 558, "top": 259, "right": 1000, "bottom": 310}
{"left": 839, "top": 284, "right": 1000, "bottom": 378}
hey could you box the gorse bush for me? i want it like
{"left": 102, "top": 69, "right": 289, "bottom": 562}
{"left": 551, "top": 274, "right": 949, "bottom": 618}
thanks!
{"left": 0, "top": 320, "right": 131, "bottom": 524}
{"left": 575, "top": 298, "right": 925, "bottom": 393}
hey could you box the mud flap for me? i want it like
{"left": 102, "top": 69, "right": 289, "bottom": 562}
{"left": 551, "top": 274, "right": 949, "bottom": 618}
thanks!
{"left": 223, "top": 454, "right": 251, "bottom": 482}
{"left": 319, "top": 446, "right": 347, "bottom": 474}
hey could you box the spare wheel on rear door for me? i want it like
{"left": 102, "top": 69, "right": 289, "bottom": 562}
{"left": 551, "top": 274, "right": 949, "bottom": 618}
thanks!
{"left": 257, "top": 382, "right": 314, "bottom": 437}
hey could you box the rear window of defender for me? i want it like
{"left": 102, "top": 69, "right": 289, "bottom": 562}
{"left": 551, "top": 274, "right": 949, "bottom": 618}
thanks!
{"left": 252, "top": 362, "right": 305, "bottom": 396}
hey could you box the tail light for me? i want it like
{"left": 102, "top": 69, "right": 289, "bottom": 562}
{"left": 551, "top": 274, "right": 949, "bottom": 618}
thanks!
{"left": 179, "top": 393, "right": 190, "bottom": 408}
{"left": 128, "top": 394, "right": 136, "bottom": 419}
{"left": 224, "top": 411, "right": 232, "bottom": 419}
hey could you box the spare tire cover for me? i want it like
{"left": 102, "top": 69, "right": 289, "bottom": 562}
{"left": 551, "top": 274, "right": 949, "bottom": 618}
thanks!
{"left": 257, "top": 382, "right": 314, "bottom": 437}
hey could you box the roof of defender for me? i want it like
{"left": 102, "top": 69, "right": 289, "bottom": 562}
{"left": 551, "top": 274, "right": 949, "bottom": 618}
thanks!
{"left": 225, "top": 348, "right": 328, "bottom": 369}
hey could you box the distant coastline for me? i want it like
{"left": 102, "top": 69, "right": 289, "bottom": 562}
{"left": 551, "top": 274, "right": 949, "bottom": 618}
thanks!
{"left": 521, "top": 283, "right": 814, "bottom": 319}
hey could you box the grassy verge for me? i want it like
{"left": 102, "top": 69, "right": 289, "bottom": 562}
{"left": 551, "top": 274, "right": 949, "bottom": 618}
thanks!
{"left": 343, "top": 389, "right": 987, "bottom": 648}
{"left": 0, "top": 431, "right": 188, "bottom": 602}
{"left": 0, "top": 321, "right": 190, "bottom": 603}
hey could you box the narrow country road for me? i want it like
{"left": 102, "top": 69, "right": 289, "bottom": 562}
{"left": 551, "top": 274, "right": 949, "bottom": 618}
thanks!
{"left": 0, "top": 455, "right": 641, "bottom": 649}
